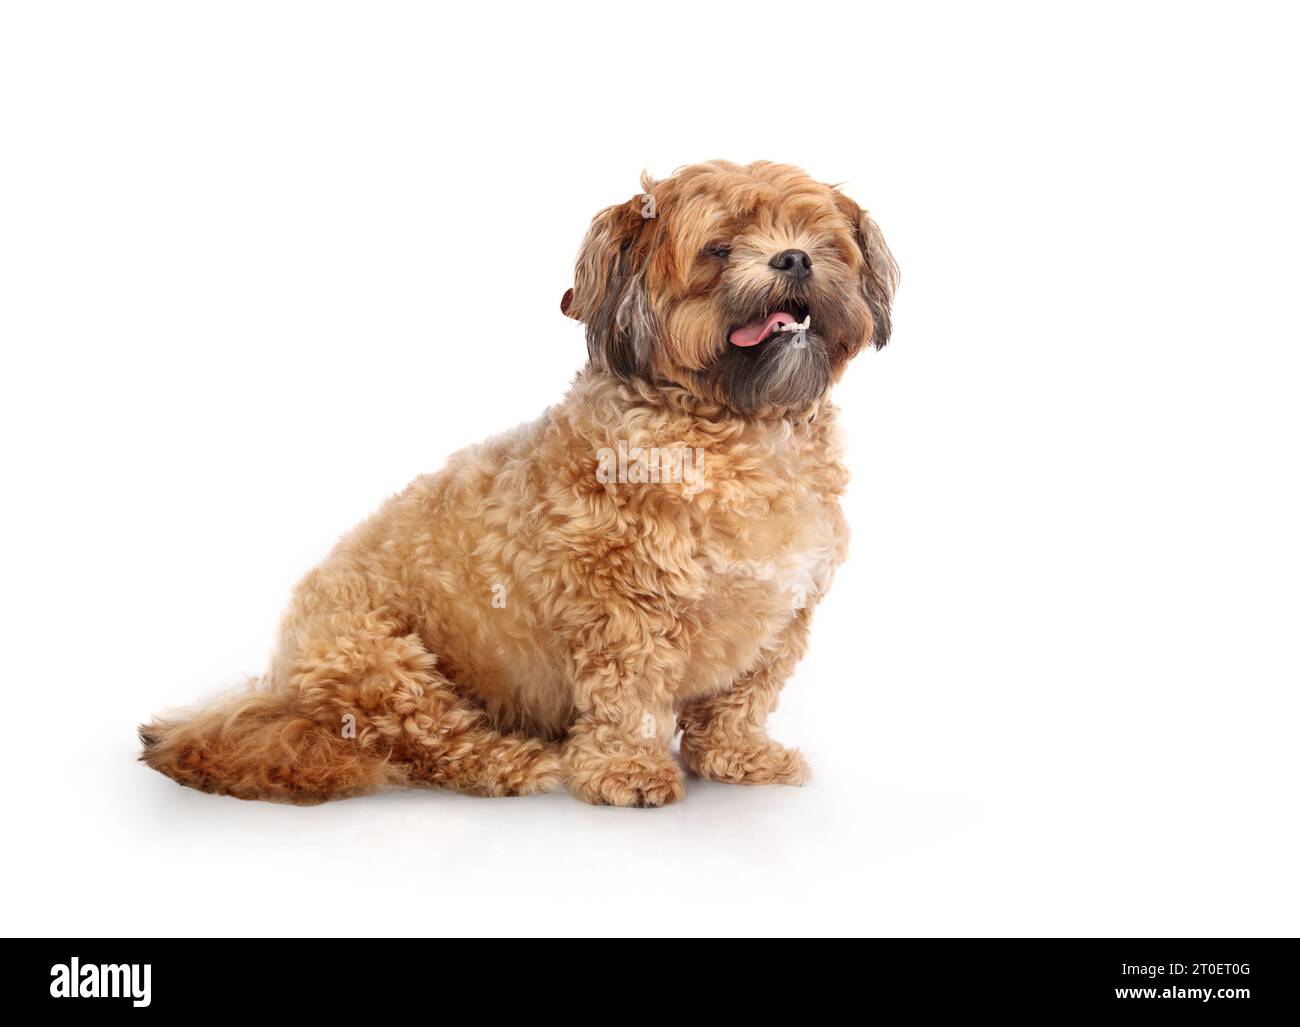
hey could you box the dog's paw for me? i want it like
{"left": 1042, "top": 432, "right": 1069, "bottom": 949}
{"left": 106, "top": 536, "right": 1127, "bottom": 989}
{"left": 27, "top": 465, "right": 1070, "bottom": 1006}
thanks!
{"left": 566, "top": 743, "right": 685, "bottom": 808}
{"left": 680, "top": 737, "right": 810, "bottom": 786}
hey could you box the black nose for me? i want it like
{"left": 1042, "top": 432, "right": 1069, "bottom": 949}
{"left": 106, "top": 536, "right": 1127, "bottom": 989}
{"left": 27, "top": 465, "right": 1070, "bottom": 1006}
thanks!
{"left": 769, "top": 248, "right": 812, "bottom": 279}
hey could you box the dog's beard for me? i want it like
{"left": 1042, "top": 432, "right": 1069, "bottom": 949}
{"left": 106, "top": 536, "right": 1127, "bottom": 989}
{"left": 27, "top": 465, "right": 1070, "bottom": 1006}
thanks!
{"left": 710, "top": 331, "right": 831, "bottom": 415}
{"left": 703, "top": 275, "right": 869, "bottom": 415}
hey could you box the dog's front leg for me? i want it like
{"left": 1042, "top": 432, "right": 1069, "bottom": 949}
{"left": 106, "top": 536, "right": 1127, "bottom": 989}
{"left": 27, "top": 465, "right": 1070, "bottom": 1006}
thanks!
{"left": 562, "top": 634, "right": 685, "bottom": 808}
{"left": 677, "top": 607, "right": 813, "bottom": 786}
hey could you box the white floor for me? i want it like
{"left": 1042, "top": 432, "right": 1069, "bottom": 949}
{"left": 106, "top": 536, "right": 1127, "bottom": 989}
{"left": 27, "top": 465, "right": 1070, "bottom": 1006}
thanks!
{"left": 10, "top": 547, "right": 1297, "bottom": 937}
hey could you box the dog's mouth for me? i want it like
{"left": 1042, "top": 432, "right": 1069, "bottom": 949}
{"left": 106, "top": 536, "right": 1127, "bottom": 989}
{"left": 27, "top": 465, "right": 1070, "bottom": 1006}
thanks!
{"left": 727, "top": 303, "right": 811, "bottom": 349}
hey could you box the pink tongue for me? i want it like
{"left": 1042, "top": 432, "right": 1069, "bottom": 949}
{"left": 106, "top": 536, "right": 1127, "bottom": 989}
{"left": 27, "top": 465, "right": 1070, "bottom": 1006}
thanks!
{"left": 729, "top": 311, "right": 796, "bottom": 347}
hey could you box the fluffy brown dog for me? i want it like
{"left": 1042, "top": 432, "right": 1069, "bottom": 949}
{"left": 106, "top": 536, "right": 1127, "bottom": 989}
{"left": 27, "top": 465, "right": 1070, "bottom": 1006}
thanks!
{"left": 140, "top": 160, "right": 897, "bottom": 807}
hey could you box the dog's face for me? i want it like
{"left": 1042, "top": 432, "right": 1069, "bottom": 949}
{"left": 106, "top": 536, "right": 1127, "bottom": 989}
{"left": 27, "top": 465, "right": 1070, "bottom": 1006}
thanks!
{"left": 563, "top": 161, "right": 897, "bottom": 417}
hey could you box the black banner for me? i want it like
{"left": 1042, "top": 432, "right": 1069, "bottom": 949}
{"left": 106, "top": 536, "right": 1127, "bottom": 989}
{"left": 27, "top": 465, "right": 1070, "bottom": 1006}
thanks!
{"left": 4, "top": 939, "right": 1291, "bottom": 1017}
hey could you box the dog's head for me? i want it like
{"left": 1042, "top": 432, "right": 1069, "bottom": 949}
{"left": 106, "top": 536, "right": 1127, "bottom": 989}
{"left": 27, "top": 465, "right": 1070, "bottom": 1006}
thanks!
{"left": 563, "top": 161, "right": 897, "bottom": 417}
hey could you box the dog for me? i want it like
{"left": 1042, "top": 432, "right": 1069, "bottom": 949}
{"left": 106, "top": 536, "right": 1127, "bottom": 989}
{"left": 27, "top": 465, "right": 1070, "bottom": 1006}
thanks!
{"left": 140, "top": 160, "right": 897, "bottom": 807}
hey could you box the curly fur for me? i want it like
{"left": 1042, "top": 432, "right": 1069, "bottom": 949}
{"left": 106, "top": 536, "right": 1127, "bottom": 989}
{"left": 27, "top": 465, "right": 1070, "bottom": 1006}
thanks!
{"left": 141, "top": 160, "right": 896, "bottom": 807}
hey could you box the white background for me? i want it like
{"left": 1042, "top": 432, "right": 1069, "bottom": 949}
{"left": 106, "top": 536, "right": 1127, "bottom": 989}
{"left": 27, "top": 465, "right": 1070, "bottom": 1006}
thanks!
{"left": 2, "top": 1, "right": 1297, "bottom": 937}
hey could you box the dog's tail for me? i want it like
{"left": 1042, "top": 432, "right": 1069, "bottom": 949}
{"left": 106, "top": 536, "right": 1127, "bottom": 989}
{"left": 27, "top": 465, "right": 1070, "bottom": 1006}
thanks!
{"left": 138, "top": 682, "right": 404, "bottom": 804}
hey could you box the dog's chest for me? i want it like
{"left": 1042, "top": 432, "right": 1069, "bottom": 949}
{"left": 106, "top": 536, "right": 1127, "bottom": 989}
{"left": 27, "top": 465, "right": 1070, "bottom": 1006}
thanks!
{"left": 701, "top": 502, "right": 842, "bottom": 607}
{"left": 677, "top": 459, "right": 847, "bottom": 701}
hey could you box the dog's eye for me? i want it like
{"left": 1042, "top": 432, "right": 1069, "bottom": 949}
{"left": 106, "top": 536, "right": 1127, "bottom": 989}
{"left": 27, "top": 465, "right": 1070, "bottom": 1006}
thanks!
{"left": 703, "top": 242, "right": 732, "bottom": 260}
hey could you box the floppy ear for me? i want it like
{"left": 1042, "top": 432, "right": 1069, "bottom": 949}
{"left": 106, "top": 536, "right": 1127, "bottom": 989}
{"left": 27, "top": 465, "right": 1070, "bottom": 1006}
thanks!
{"left": 564, "top": 195, "right": 659, "bottom": 379}
{"left": 835, "top": 193, "right": 899, "bottom": 349}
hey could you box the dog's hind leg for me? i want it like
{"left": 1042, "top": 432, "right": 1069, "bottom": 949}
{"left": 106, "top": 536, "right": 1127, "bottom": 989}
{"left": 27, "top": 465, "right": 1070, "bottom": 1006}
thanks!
{"left": 285, "top": 609, "right": 563, "bottom": 797}
{"left": 385, "top": 682, "right": 565, "bottom": 798}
